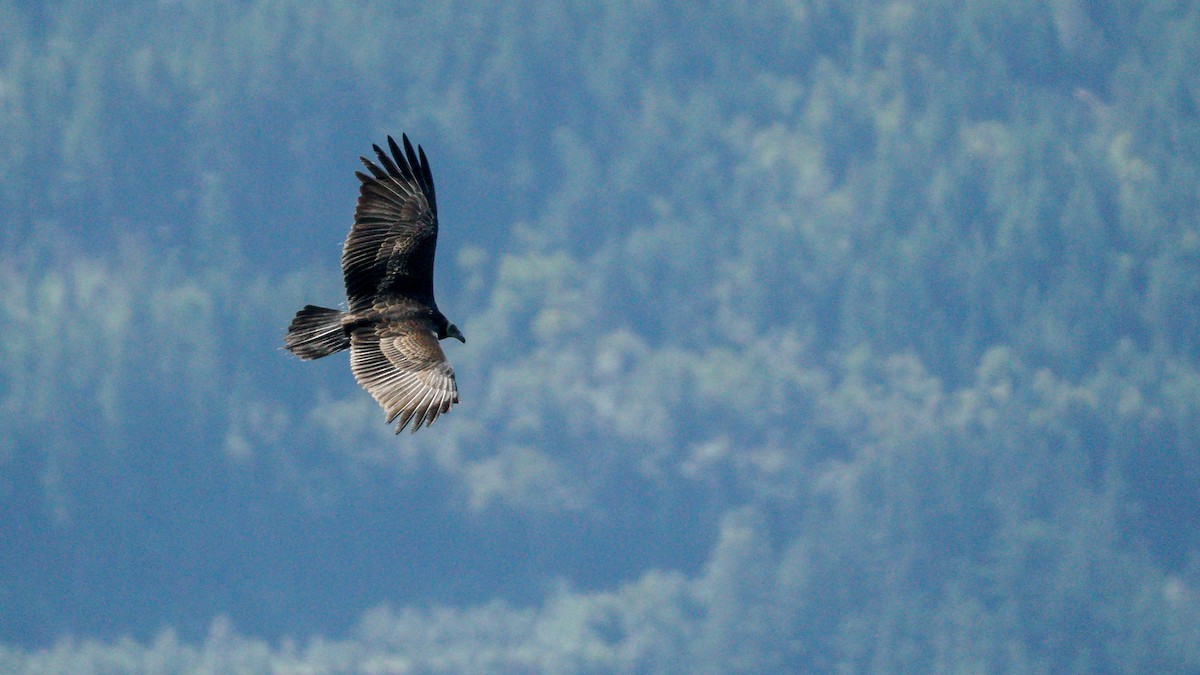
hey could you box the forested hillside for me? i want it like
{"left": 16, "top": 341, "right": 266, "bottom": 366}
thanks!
{"left": 2, "top": 0, "right": 1199, "bottom": 671}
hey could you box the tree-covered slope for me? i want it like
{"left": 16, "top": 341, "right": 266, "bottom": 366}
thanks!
{"left": 1, "top": 0, "right": 1198, "bottom": 671}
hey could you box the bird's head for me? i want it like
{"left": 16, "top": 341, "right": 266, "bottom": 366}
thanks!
{"left": 444, "top": 323, "right": 465, "bottom": 343}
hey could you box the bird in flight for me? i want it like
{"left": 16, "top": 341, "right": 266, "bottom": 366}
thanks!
{"left": 285, "top": 134, "right": 463, "bottom": 432}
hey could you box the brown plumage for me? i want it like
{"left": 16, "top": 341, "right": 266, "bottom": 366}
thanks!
{"left": 285, "top": 135, "right": 463, "bottom": 433}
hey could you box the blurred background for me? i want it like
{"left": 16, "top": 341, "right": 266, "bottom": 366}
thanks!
{"left": 2, "top": 0, "right": 1199, "bottom": 671}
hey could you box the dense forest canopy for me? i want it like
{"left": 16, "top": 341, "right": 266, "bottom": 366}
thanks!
{"left": 2, "top": 0, "right": 1199, "bottom": 671}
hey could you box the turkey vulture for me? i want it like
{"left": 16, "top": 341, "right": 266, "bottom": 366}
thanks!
{"left": 285, "top": 134, "right": 463, "bottom": 433}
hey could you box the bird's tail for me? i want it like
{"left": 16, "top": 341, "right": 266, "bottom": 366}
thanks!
{"left": 285, "top": 305, "right": 350, "bottom": 359}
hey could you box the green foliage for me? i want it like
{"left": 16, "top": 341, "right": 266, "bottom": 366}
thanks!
{"left": 1, "top": 0, "right": 1199, "bottom": 671}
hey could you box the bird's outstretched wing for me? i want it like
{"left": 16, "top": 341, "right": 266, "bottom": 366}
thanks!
{"left": 349, "top": 319, "right": 458, "bottom": 433}
{"left": 343, "top": 134, "right": 440, "bottom": 310}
